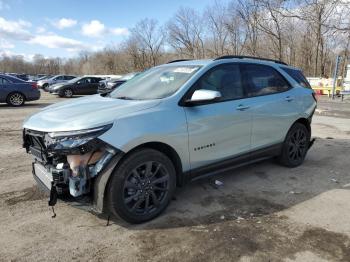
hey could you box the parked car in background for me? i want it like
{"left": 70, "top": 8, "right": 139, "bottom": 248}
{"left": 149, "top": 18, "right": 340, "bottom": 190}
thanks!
{"left": 23, "top": 56, "right": 316, "bottom": 223}
{"left": 37, "top": 75, "right": 76, "bottom": 90}
{"left": 98, "top": 72, "right": 139, "bottom": 94}
{"left": 34, "top": 75, "right": 53, "bottom": 82}
{"left": 0, "top": 74, "right": 40, "bottom": 106}
{"left": 49, "top": 76, "right": 103, "bottom": 97}
{"left": 7, "top": 73, "right": 29, "bottom": 81}
{"left": 29, "top": 75, "right": 52, "bottom": 82}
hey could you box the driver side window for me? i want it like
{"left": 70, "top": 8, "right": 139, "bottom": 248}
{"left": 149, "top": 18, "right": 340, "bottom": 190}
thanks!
{"left": 192, "top": 64, "right": 244, "bottom": 102}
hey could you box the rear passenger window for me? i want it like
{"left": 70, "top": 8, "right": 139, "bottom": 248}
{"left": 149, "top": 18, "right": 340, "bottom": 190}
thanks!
{"left": 192, "top": 64, "right": 244, "bottom": 101}
{"left": 281, "top": 67, "right": 311, "bottom": 89}
{"left": 241, "top": 64, "right": 290, "bottom": 97}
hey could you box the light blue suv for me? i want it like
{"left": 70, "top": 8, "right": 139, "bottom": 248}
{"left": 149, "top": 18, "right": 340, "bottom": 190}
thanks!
{"left": 23, "top": 56, "right": 316, "bottom": 223}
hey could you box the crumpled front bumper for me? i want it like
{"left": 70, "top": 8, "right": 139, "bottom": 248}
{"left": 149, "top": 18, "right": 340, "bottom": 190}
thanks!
{"left": 24, "top": 128, "right": 124, "bottom": 214}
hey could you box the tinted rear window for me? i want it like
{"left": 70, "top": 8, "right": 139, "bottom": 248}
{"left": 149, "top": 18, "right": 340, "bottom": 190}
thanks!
{"left": 282, "top": 68, "right": 311, "bottom": 89}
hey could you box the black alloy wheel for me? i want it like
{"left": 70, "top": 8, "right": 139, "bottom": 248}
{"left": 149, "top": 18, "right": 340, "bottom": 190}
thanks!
{"left": 108, "top": 148, "right": 176, "bottom": 223}
{"left": 279, "top": 122, "right": 310, "bottom": 167}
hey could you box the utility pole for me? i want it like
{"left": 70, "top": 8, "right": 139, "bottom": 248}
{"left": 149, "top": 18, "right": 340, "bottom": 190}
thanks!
{"left": 332, "top": 55, "right": 341, "bottom": 99}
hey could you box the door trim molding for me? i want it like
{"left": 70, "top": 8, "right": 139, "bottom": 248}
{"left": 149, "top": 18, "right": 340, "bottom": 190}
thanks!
{"left": 183, "top": 143, "right": 282, "bottom": 183}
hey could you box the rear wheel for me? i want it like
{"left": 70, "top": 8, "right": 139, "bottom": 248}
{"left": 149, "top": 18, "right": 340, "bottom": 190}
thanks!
{"left": 7, "top": 92, "right": 25, "bottom": 106}
{"left": 43, "top": 83, "right": 49, "bottom": 91}
{"left": 279, "top": 122, "right": 310, "bottom": 167}
{"left": 108, "top": 148, "right": 176, "bottom": 224}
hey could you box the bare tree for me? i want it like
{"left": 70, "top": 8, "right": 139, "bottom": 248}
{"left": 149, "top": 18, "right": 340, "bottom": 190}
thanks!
{"left": 236, "top": 0, "right": 261, "bottom": 56}
{"left": 129, "top": 18, "right": 164, "bottom": 68}
{"left": 256, "top": 0, "right": 287, "bottom": 61}
{"left": 205, "top": 1, "right": 230, "bottom": 57}
{"left": 167, "top": 7, "right": 205, "bottom": 58}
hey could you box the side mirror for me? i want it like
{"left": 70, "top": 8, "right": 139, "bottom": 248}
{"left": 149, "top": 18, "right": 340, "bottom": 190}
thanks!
{"left": 185, "top": 89, "right": 221, "bottom": 106}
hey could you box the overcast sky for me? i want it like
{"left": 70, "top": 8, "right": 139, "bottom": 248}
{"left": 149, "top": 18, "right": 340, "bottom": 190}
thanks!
{"left": 0, "top": 0, "right": 225, "bottom": 60}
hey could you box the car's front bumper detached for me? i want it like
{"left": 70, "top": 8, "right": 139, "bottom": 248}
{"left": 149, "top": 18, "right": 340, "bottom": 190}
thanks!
{"left": 23, "top": 127, "right": 123, "bottom": 213}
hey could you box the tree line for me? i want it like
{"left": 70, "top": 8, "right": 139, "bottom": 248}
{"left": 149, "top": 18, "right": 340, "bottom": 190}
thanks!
{"left": 0, "top": 0, "right": 349, "bottom": 78}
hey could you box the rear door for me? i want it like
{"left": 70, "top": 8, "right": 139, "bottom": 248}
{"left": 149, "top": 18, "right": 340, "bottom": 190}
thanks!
{"left": 240, "top": 63, "right": 299, "bottom": 150}
{"left": 89, "top": 77, "right": 100, "bottom": 94}
{"left": 184, "top": 63, "right": 253, "bottom": 170}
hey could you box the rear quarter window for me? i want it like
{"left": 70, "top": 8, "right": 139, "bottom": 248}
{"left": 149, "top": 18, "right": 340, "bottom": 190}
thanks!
{"left": 281, "top": 68, "right": 311, "bottom": 89}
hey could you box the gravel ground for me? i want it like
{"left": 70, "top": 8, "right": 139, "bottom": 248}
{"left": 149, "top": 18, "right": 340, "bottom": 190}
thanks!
{"left": 0, "top": 92, "right": 349, "bottom": 262}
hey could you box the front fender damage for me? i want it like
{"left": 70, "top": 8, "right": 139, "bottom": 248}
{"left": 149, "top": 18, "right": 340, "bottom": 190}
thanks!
{"left": 23, "top": 129, "right": 124, "bottom": 214}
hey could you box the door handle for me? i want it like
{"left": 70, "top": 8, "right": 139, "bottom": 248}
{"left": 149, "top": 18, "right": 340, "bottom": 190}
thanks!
{"left": 236, "top": 104, "right": 250, "bottom": 111}
{"left": 285, "top": 96, "right": 294, "bottom": 102}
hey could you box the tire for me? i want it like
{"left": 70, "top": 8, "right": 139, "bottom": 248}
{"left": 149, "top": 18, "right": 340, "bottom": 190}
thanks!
{"left": 6, "top": 92, "right": 25, "bottom": 106}
{"left": 62, "top": 88, "right": 73, "bottom": 98}
{"left": 278, "top": 122, "right": 310, "bottom": 167}
{"left": 43, "top": 84, "right": 49, "bottom": 91}
{"left": 108, "top": 148, "right": 176, "bottom": 224}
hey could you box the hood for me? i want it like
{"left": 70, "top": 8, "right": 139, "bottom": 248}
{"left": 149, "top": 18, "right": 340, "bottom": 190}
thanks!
{"left": 51, "top": 83, "right": 71, "bottom": 89}
{"left": 23, "top": 94, "right": 161, "bottom": 132}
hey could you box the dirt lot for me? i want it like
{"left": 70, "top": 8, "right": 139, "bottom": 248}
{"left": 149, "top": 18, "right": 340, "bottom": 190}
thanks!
{"left": 0, "top": 92, "right": 350, "bottom": 262}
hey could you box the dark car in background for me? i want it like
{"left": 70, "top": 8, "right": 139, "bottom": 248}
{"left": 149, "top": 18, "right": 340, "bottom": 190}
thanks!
{"left": 98, "top": 72, "right": 139, "bottom": 94}
{"left": 0, "top": 74, "right": 40, "bottom": 106}
{"left": 7, "top": 73, "right": 29, "bottom": 81}
{"left": 49, "top": 76, "right": 103, "bottom": 97}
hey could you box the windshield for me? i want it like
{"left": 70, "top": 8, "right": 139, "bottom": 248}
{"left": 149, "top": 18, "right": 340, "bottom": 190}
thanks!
{"left": 120, "top": 72, "right": 139, "bottom": 81}
{"left": 68, "top": 77, "right": 82, "bottom": 83}
{"left": 109, "top": 65, "right": 201, "bottom": 100}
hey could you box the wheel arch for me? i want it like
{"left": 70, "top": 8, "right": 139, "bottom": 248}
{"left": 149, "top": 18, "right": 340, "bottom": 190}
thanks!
{"left": 294, "top": 117, "right": 311, "bottom": 134}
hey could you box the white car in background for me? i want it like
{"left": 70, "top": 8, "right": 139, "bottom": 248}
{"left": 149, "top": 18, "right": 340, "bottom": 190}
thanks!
{"left": 37, "top": 75, "right": 76, "bottom": 91}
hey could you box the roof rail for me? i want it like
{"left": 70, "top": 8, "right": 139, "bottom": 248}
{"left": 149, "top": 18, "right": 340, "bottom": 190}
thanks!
{"left": 167, "top": 59, "right": 192, "bottom": 64}
{"left": 214, "top": 55, "right": 287, "bottom": 65}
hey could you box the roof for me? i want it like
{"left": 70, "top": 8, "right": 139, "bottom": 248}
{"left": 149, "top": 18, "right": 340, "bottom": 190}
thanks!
{"left": 164, "top": 57, "right": 293, "bottom": 68}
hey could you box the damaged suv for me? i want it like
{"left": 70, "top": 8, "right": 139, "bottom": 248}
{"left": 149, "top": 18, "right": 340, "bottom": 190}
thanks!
{"left": 23, "top": 56, "right": 316, "bottom": 223}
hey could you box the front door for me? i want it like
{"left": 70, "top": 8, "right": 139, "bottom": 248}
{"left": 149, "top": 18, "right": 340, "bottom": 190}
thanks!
{"left": 74, "top": 78, "right": 90, "bottom": 95}
{"left": 183, "top": 63, "right": 252, "bottom": 170}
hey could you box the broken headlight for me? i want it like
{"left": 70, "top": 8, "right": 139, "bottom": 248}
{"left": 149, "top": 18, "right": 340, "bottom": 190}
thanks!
{"left": 45, "top": 124, "right": 113, "bottom": 154}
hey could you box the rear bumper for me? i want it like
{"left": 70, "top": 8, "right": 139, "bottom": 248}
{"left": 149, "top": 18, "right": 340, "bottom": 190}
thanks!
{"left": 26, "top": 91, "right": 41, "bottom": 101}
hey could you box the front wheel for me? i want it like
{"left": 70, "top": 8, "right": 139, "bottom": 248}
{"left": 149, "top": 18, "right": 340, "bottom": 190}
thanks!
{"left": 62, "top": 88, "right": 73, "bottom": 98}
{"left": 278, "top": 122, "right": 310, "bottom": 167}
{"left": 108, "top": 149, "right": 176, "bottom": 224}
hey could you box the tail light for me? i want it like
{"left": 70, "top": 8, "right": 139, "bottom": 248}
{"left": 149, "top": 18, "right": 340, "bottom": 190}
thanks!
{"left": 31, "top": 83, "right": 38, "bottom": 89}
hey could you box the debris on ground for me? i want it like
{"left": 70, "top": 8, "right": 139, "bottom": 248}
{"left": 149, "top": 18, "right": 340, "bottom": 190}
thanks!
{"left": 331, "top": 178, "right": 339, "bottom": 183}
{"left": 289, "top": 190, "right": 302, "bottom": 194}
{"left": 211, "top": 179, "right": 224, "bottom": 189}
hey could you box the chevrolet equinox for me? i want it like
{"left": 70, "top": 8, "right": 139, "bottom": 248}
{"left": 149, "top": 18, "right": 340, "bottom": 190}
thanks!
{"left": 23, "top": 56, "right": 317, "bottom": 223}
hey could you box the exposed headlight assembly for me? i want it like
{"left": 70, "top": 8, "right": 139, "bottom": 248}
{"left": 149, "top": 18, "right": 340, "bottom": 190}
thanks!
{"left": 45, "top": 124, "right": 113, "bottom": 154}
